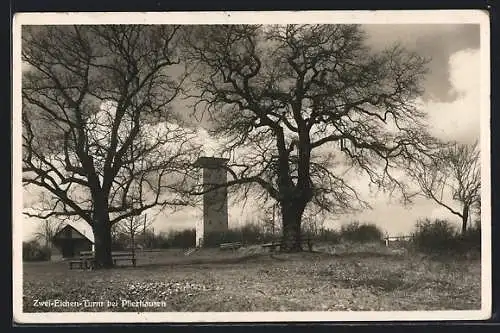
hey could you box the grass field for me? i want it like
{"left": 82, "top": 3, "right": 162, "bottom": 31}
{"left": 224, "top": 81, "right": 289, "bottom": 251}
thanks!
{"left": 22, "top": 243, "right": 481, "bottom": 312}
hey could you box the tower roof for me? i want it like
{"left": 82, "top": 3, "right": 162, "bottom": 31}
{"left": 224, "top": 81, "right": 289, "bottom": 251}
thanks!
{"left": 195, "top": 156, "right": 229, "bottom": 168}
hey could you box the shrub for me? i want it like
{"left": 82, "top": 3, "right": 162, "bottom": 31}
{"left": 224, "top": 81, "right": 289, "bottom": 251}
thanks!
{"left": 203, "top": 224, "right": 275, "bottom": 247}
{"left": 159, "top": 229, "right": 196, "bottom": 249}
{"left": 460, "top": 220, "right": 481, "bottom": 252}
{"left": 340, "top": 222, "right": 384, "bottom": 243}
{"left": 155, "top": 232, "right": 171, "bottom": 249}
{"left": 240, "top": 223, "right": 275, "bottom": 244}
{"left": 111, "top": 233, "right": 129, "bottom": 251}
{"left": 170, "top": 229, "right": 196, "bottom": 248}
{"left": 314, "top": 227, "right": 341, "bottom": 244}
{"left": 203, "top": 229, "right": 241, "bottom": 247}
{"left": 411, "top": 218, "right": 481, "bottom": 255}
{"left": 23, "top": 241, "right": 51, "bottom": 261}
{"left": 144, "top": 230, "right": 196, "bottom": 249}
{"left": 412, "top": 218, "right": 457, "bottom": 253}
{"left": 142, "top": 230, "right": 159, "bottom": 249}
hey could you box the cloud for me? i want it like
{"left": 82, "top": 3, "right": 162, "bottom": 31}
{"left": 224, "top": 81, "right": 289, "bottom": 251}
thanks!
{"left": 423, "top": 49, "right": 480, "bottom": 144}
{"left": 194, "top": 127, "right": 223, "bottom": 157}
{"left": 364, "top": 24, "right": 480, "bottom": 102}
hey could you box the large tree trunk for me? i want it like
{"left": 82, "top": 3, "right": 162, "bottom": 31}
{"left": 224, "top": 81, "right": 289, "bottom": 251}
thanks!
{"left": 281, "top": 200, "right": 306, "bottom": 252}
{"left": 461, "top": 205, "right": 470, "bottom": 236}
{"left": 92, "top": 208, "right": 113, "bottom": 269}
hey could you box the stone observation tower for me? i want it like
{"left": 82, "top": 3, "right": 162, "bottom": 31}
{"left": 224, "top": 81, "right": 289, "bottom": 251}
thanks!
{"left": 195, "top": 157, "right": 230, "bottom": 247}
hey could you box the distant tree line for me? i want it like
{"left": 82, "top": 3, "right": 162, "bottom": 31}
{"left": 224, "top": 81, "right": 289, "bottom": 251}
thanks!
{"left": 23, "top": 216, "right": 481, "bottom": 262}
{"left": 110, "top": 221, "right": 386, "bottom": 250}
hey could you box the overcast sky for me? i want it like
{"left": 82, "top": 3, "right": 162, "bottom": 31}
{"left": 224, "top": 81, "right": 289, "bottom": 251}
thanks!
{"left": 21, "top": 23, "right": 484, "bottom": 240}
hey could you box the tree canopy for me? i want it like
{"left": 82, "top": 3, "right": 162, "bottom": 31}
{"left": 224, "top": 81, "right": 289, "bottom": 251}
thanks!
{"left": 22, "top": 25, "right": 200, "bottom": 266}
{"left": 409, "top": 141, "right": 481, "bottom": 234}
{"left": 184, "top": 25, "right": 438, "bottom": 250}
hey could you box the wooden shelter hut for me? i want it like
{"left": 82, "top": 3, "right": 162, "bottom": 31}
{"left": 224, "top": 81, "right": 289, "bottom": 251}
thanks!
{"left": 52, "top": 224, "right": 94, "bottom": 258}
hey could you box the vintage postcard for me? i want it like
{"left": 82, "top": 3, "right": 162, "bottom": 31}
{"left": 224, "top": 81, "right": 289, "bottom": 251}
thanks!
{"left": 12, "top": 10, "right": 491, "bottom": 323}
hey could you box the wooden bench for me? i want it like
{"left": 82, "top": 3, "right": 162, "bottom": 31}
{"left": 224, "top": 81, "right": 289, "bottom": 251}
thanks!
{"left": 261, "top": 238, "right": 313, "bottom": 252}
{"left": 384, "top": 236, "right": 413, "bottom": 247}
{"left": 261, "top": 242, "right": 282, "bottom": 252}
{"left": 68, "top": 251, "right": 137, "bottom": 269}
{"left": 111, "top": 251, "right": 137, "bottom": 267}
{"left": 219, "top": 242, "right": 242, "bottom": 250}
{"left": 69, "top": 251, "right": 95, "bottom": 270}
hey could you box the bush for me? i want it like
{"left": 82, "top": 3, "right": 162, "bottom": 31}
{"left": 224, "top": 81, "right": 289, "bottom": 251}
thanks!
{"left": 240, "top": 223, "right": 275, "bottom": 244}
{"left": 412, "top": 219, "right": 457, "bottom": 253}
{"left": 154, "top": 232, "right": 171, "bottom": 249}
{"left": 411, "top": 218, "right": 481, "bottom": 255}
{"left": 168, "top": 229, "right": 196, "bottom": 248}
{"left": 111, "top": 233, "right": 129, "bottom": 251}
{"left": 203, "top": 229, "right": 241, "bottom": 247}
{"left": 313, "top": 228, "right": 341, "bottom": 244}
{"left": 203, "top": 224, "right": 275, "bottom": 247}
{"left": 23, "top": 241, "right": 51, "bottom": 261}
{"left": 462, "top": 221, "right": 481, "bottom": 252}
{"left": 340, "top": 222, "right": 384, "bottom": 243}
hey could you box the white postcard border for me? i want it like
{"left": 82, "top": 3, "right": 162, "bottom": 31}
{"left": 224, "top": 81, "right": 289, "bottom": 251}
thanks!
{"left": 12, "top": 10, "right": 492, "bottom": 324}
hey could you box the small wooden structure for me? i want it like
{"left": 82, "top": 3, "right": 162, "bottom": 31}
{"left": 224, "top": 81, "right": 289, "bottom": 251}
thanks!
{"left": 384, "top": 235, "right": 413, "bottom": 247}
{"left": 111, "top": 251, "right": 137, "bottom": 267}
{"left": 69, "top": 251, "right": 95, "bottom": 270}
{"left": 52, "top": 224, "right": 94, "bottom": 259}
{"left": 261, "top": 238, "right": 313, "bottom": 252}
{"left": 261, "top": 241, "right": 282, "bottom": 252}
{"left": 219, "top": 242, "right": 242, "bottom": 251}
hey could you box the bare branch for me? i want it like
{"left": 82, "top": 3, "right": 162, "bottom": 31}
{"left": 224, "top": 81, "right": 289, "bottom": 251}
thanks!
{"left": 22, "top": 25, "right": 199, "bottom": 237}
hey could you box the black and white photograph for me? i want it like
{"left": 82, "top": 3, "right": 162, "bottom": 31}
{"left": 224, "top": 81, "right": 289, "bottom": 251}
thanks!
{"left": 12, "top": 11, "right": 491, "bottom": 323}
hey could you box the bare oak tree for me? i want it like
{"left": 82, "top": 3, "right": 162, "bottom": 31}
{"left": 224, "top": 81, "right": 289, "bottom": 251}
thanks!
{"left": 185, "top": 25, "right": 436, "bottom": 251}
{"left": 22, "top": 25, "right": 200, "bottom": 268}
{"left": 410, "top": 141, "right": 480, "bottom": 235}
